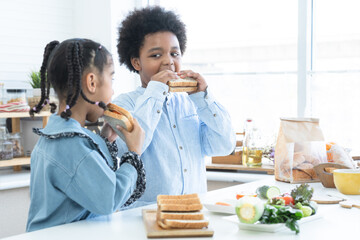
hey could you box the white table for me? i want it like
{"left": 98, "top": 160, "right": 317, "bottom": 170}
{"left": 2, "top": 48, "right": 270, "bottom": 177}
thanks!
{"left": 3, "top": 179, "right": 360, "bottom": 240}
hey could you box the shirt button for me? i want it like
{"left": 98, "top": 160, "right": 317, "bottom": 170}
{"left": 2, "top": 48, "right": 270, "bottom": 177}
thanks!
{"left": 205, "top": 96, "right": 209, "bottom": 99}
{"left": 179, "top": 146, "right": 183, "bottom": 150}
{"left": 167, "top": 102, "right": 170, "bottom": 105}
{"left": 184, "top": 169, "right": 187, "bottom": 173}
{"left": 157, "top": 110, "right": 160, "bottom": 113}
{"left": 173, "top": 124, "right": 176, "bottom": 128}
{"left": 163, "top": 91, "right": 167, "bottom": 95}
{"left": 213, "top": 113, "right": 217, "bottom": 117}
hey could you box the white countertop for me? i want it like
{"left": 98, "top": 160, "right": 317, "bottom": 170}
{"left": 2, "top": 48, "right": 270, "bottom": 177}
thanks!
{"left": 3, "top": 179, "right": 360, "bottom": 240}
{"left": 0, "top": 168, "right": 30, "bottom": 190}
{"left": 0, "top": 168, "right": 273, "bottom": 191}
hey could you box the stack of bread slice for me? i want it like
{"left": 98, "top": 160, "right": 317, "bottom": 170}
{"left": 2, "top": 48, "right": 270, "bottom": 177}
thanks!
{"left": 156, "top": 193, "right": 209, "bottom": 229}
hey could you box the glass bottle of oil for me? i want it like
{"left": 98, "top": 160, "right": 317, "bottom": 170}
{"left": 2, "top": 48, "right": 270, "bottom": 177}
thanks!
{"left": 242, "top": 119, "right": 263, "bottom": 167}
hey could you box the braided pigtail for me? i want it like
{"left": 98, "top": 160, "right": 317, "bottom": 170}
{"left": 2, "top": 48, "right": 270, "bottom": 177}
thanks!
{"left": 29, "top": 40, "right": 59, "bottom": 117}
{"left": 61, "top": 42, "right": 83, "bottom": 120}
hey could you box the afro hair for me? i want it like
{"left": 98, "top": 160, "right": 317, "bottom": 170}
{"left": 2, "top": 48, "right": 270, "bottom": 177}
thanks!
{"left": 117, "top": 6, "right": 187, "bottom": 73}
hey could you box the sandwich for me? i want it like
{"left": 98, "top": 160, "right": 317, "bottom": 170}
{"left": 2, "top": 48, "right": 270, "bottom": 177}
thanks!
{"left": 103, "top": 103, "right": 134, "bottom": 141}
{"left": 168, "top": 77, "right": 198, "bottom": 92}
{"left": 156, "top": 193, "right": 209, "bottom": 229}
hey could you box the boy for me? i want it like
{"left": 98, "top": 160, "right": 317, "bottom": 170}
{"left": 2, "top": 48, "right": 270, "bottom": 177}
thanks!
{"left": 114, "top": 6, "right": 236, "bottom": 208}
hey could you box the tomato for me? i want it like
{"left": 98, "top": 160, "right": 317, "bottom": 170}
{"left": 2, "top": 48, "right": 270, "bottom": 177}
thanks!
{"left": 215, "top": 202, "right": 231, "bottom": 206}
{"left": 276, "top": 195, "right": 295, "bottom": 205}
{"left": 236, "top": 193, "right": 257, "bottom": 200}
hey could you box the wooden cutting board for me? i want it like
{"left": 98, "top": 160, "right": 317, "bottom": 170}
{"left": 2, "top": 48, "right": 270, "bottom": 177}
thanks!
{"left": 142, "top": 209, "right": 214, "bottom": 238}
{"left": 311, "top": 195, "right": 344, "bottom": 204}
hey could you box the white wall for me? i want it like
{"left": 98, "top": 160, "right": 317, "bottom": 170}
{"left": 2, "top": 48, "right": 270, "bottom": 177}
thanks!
{"left": 0, "top": 0, "right": 140, "bottom": 97}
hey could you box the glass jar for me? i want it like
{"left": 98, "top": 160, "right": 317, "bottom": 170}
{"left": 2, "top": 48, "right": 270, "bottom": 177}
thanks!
{"left": 6, "top": 89, "right": 27, "bottom": 104}
{"left": 0, "top": 126, "right": 13, "bottom": 160}
{"left": 10, "top": 132, "right": 24, "bottom": 157}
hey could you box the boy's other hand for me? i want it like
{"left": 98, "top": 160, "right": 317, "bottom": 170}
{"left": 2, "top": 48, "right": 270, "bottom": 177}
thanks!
{"left": 118, "top": 118, "right": 145, "bottom": 155}
{"left": 178, "top": 70, "right": 208, "bottom": 94}
{"left": 151, "top": 70, "right": 179, "bottom": 85}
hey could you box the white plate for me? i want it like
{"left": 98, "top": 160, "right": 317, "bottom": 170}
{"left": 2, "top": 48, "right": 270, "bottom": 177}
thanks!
{"left": 223, "top": 213, "right": 322, "bottom": 232}
{"left": 203, "top": 199, "right": 237, "bottom": 214}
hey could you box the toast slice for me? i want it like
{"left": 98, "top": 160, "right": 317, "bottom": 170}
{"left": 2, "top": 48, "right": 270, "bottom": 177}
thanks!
{"left": 157, "top": 219, "right": 209, "bottom": 229}
{"left": 159, "top": 203, "right": 203, "bottom": 212}
{"left": 157, "top": 193, "right": 199, "bottom": 201}
{"left": 157, "top": 198, "right": 201, "bottom": 205}
{"left": 157, "top": 211, "right": 204, "bottom": 221}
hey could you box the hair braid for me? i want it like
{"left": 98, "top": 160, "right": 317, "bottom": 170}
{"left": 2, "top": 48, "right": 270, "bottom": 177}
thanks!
{"left": 70, "top": 42, "right": 82, "bottom": 108}
{"left": 29, "top": 40, "right": 59, "bottom": 117}
{"left": 61, "top": 43, "right": 75, "bottom": 120}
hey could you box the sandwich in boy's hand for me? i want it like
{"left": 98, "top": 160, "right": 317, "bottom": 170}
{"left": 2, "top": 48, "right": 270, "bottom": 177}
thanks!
{"left": 168, "top": 77, "right": 198, "bottom": 92}
{"left": 156, "top": 193, "right": 209, "bottom": 229}
{"left": 103, "top": 103, "right": 134, "bottom": 141}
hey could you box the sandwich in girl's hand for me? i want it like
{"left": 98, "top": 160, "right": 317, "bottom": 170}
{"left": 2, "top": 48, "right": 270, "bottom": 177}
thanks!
{"left": 168, "top": 77, "right": 198, "bottom": 92}
{"left": 103, "top": 103, "right": 134, "bottom": 141}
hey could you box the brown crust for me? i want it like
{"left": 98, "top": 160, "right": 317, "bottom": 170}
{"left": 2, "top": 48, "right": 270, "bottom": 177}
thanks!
{"left": 106, "top": 103, "right": 133, "bottom": 121}
{"left": 104, "top": 103, "right": 134, "bottom": 131}
{"left": 169, "top": 86, "right": 198, "bottom": 92}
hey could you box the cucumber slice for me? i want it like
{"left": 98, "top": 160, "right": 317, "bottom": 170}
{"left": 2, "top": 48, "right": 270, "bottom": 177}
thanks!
{"left": 266, "top": 186, "right": 281, "bottom": 199}
{"left": 256, "top": 185, "right": 270, "bottom": 199}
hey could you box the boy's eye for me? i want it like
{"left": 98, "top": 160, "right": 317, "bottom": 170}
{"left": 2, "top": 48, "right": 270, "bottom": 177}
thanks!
{"left": 171, "top": 52, "right": 180, "bottom": 57}
{"left": 150, "top": 54, "right": 161, "bottom": 58}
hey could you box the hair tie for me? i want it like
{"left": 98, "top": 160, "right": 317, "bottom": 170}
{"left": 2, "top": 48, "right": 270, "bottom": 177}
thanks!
{"left": 66, "top": 105, "right": 70, "bottom": 110}
{"left": 95, "top": 101, "right": 99, "bottom": 106}
{"left": 32, "top": 107, "right": 37, "bottom": 111}
{"left": 98, "top": 45, "right": 102, "bottom": 50}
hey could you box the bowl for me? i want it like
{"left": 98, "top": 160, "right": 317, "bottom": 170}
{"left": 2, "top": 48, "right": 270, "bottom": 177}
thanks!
{"left": 333, "top": 169, "right": 360, "bottom": 195}
{"left": 314, "top": 163, "right": 349, "bottom": 188}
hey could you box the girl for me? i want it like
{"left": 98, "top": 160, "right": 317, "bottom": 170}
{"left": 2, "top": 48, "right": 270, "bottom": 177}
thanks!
{"left": 26, "top": 39, "right": 145, "bottom": 232}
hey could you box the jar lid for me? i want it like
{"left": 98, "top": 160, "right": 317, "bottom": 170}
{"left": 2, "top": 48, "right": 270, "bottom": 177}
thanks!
{"left": 6, "top": 89, "right": 26, "bottom": 93}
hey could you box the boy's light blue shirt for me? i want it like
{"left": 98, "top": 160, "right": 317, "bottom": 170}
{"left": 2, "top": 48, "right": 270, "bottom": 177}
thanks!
{"left": 26, "top": 115, "right": 138, "bottom": 232}
{"left": 114, "top": 81, "right": 236, "bottom": 208}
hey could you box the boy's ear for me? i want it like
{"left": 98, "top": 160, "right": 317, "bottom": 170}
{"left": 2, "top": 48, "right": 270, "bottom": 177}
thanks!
{"left": 84, "top": 72, "right": 97, "bottom": 94}
{"left": 131, "top": 57, "right": 141, "bottom": 71}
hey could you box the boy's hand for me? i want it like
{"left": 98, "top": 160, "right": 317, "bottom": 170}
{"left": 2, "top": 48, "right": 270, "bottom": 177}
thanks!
{"left": 151, "top": 70, "right": 179, "bottom": 85}
{"left": 178, "top": 70, "right": 208, "bottom": 94}
{"left": 118, "top": 118, "right": 145, "bottom": 155}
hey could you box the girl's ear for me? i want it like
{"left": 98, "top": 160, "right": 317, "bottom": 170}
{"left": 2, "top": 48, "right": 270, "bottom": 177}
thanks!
{"left": 84, "top": 72, "right": 98, "bottom": 94}
{"left": 131, "top": 57, "right": 141, "bottom": 71}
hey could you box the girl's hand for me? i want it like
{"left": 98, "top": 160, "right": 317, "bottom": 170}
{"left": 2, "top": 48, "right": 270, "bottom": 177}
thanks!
{"left": 151, "top": 70, "right": 179, "bottom": 85}
{"left": 101, "top": 122, "right": 118, "bottom": 143}
{"left": 178, "top": 70, "right": 208, "bottom": 94}
{"left": 118, "top": 118, "right": 145, "bottom": 155}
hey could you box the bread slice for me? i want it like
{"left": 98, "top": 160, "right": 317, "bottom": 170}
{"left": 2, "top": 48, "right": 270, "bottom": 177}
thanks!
{"left": 168, "top": 78, "right": 198, "bottom": 87}
{"left": 158, "top": 211, "right": 204, "bottom": 220}
{"left": 159, "top": 203, "right": 203, "bottom": 212}
{"left": 158, "top": 219, "right": 209, "bottom": 229}
{"left": 157, "top": 193, "right": 199, "bottom": 201}
{"left": 169, "top": 86, "right": 198, "bottom": 92}
{"left": 158, "top": 198, "right": 201, "bottom": 205}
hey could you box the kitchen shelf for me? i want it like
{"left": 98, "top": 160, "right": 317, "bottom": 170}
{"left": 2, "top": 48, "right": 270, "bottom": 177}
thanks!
{"left": 0, "top": 111, "right": 51, "bottom": 133}
{"left": 206, "top": 163, "right": 274, "bottom": 175}
{"left": 0, "top": 157, "right": 30, "bottom": 171}
{"left": 0, "top": 111, "right": 51, "bottom": 171}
